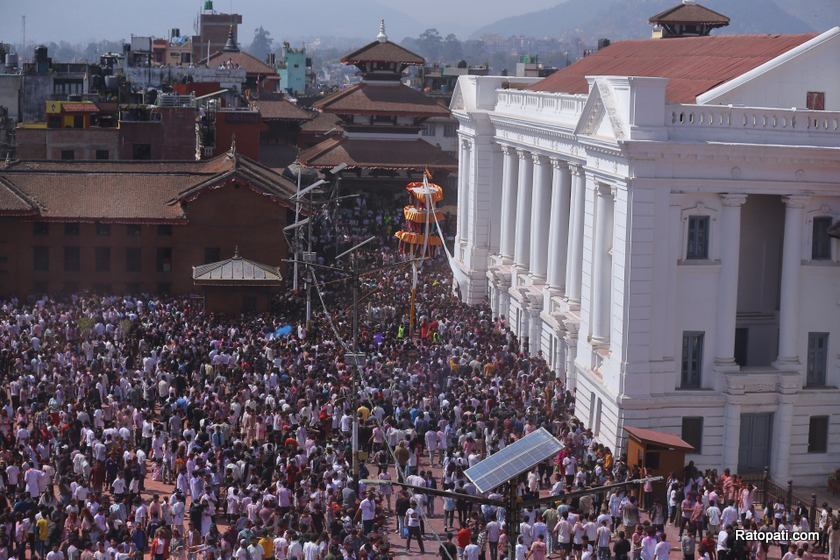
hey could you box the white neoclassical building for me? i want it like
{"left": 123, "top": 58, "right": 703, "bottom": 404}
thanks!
{"left": 451, "top": 19, "right": 840, "bottom": 484}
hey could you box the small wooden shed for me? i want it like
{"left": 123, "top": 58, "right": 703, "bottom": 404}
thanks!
{"left": 624, "top": 426, "right": 695, "bottom": 504}
{"left": 193, "top": 249, "right": 283, "bottom": 314}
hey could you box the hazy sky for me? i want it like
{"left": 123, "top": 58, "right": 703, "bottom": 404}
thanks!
{"left": 0, "top": 0, "right": 564, "bottom": 45}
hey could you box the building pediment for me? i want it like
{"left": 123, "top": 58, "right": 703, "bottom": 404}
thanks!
{"left": 574, "top": 78, "right": 625, "bottom": 143}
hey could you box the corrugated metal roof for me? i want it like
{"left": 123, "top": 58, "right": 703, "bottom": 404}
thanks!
{"left": 624, "top": 426, "right": 695, "bottom": 451}
{"left": 193, "top": 252, "right": 282, "bottom": 285}
{"left": 530, "top": 33, "right": 816, "bottom": 103}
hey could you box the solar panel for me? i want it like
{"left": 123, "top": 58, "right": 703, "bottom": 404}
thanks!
{"left": 465, "top": 427, "right": 563, "bottom": 494}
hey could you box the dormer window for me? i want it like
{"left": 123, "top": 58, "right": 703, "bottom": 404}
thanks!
{"left": 807, "top": 92, "right": 825, "bottom": 111}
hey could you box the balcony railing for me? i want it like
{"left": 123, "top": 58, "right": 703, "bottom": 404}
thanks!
{"left": 667, "top": 104, "right": 840, "bottom": 135}
{"left": 495, "top": 89, "right": 586, "bottom": 125}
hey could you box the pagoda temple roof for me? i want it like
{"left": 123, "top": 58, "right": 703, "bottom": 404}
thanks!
{"left": 314, "top": 82, "right": 450, "bottom": 117}
{"left": 649, "top": 1, "right": 730, "bottom": 25}
{"left": 299, "top": 137, "right": 457, "bottom": 171}
{"left": 341, "top": 40, "right": 425, "bottom": 65}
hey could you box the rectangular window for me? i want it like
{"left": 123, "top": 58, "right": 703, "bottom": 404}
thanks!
{"left": 126, "top": 248, "right": 141, "bottom": 273}
{"left": 808, "top": 416, "right": 829, "bottom": 453}
{"left": 94, "top": 247, "right": 111, "bottom": 272}
{"left": 63, "top": 246, "right": 81, "bottom": 272}
{"left": 806, "top": 332, "right": 829, "bottom": 387}
{"left": 422, "top": 124, "right": 436, "bottom": 136}
{"left": 204, "top": 247, "right": 221, "bottom": 264}
{"left": 807, "top": 91, "right": 826, "bottom": 111}
{"left": 681, "top": 417, "right": 704, "bottom": 454}
{"left": 96, "top": 223, "right": 111, "bottom": 237}
{"left": 132, "top": 143, "right": 152, "bottom": 160}
{"left": 686, "top": 215, "right": 710, "bottom": 260}
{"left": 127, "top": 224, "right": 142, "bottom": 237}
{"left": 64, "top": 223, "right": 80, "bottom": 236}
{"left": 156, "top": 247, "right": 172, "bottom": 273}
{"left": 95, "top": 149, "right": 109, "bottom": 160}
{"left": 680, "top": 331, "right": 704, "bottom": 389}
{"left": 157, "top": 224, "right": 173, "bottom": 237}
{"left": 60, "top": 149, "right": 75, "bottom": 160}
{"left": 443, "top": 123, "right": 457, "bottom": 137}
{"left": 734, "top": 327, "right": 749, "bottom": 367}
{"left": 33, "top": 222, "right": 49, "bottom": 236}
{"left": 812, "top": 217, "right": 833, "bottom": 260}
{"left": 33, "top": 247, "right": 49, "bottom": 272}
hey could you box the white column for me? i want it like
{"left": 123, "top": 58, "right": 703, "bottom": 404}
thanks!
{"left": 722, "top": 401, "right": 741, "bottom": 473}
{"left": 590, "top": 184, "right": 614, "bottom": 343}
{"left": 715, "top": 193, "right": 747, "bottom": 365}
{"left": 772, "top": 397, "right": 794, "bottom": 481}
{"left": 529, "top": 303, "right": 543, "bottom": 357}
{"left": 529, "top": 154, "right": 552, "bottom": 282}
{"left": 565, "top": 164, "right": 585, "bottom": 303}
{"left": 565, "top": 323, "right": 579, "bottom": 392}
{"left": 456, "top": 139, "right": 472, "bottom": 252}
{"left": 498, "top": 145, "right": 518, "bottom": 262}
{"left": 455, "top": 139, "right": 466, "bottom": 246}
{"left": 775, "top": 195, "right": 807, "bottom": 367}
{"left": 513, "top": 149, "right": 533, "bottom": 272}
{"left": 547, "top": 159, "right": 572, "bottom": 295}
{"left": 498, "top": 279, "right": 511, "bottom": 320}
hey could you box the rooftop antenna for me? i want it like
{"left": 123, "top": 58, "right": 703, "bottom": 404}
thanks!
{"left": 21, "top": 15, "right": 25, "bottom": 62}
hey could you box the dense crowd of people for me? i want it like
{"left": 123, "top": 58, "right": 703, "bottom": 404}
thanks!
{"left": 0, "top": 194, "right": 834, "bottom": 560}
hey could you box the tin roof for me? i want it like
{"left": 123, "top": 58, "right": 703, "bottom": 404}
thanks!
{"left": 193, "top": 250, "right": 282, "bottom": 286}
{"left": 530, "top": 33, "right": 817, "bottom": 103}
{"left": 624, "top": 426, "right": 695, "bottom": 451}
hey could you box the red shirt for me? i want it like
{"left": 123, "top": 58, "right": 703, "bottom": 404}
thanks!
{"left": 457, "top": 527, "right": 472, "bottom": 548}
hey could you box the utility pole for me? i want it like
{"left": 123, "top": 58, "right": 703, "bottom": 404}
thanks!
{"left": 293, "top": 160, "right": 302, "bottom": 292}
{"left": 350, "top": 253, "right": 360, "bottom": 479}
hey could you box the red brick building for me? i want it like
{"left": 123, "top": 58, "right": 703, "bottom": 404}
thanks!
{"left": 16, "top": 105, "right": 197, "bottom": 161}
{"left": 0, "top": 148, "right": 297, "bottom": 297}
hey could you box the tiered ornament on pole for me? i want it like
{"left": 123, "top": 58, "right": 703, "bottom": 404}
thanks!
{"left": 394, "top": 177, "right": 445, "bottom": 258}
{"left": 395, "top": 173, "right": 446, "bottom": 337}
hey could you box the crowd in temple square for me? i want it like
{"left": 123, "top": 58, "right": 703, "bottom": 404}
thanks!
{"left": 0, "top": 195, "right": 837, "bottom": 560}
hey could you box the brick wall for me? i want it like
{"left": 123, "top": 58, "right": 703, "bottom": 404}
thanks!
{"left": 0, "top": 183, "right": 289, "bottom": 297}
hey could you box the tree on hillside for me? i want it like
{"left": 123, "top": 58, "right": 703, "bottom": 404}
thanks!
{"left": 247, "top": 26, "right": 273, "bottom": 62}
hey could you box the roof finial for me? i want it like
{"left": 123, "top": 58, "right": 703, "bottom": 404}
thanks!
{"left": 223, "top": 25, "right": 239, "bottom": 52}
{"left": 234, "top": 245, "right": 240, "bottom": 258}
{"left": 377, "top": 19, "right": 388, "bottom": 43}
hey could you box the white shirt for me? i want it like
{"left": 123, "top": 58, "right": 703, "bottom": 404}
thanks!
{"left": 359, "top": 498, "right": 376, "bottom": 521}
{"left": 654, "top": 541, "right": 671, "bottom": 560}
